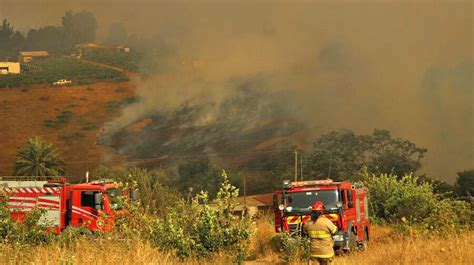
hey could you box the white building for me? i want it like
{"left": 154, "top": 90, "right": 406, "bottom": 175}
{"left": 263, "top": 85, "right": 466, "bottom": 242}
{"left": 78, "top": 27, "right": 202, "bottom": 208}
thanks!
{"left": 0, "top": 62, "right": 20, "bottom": 74}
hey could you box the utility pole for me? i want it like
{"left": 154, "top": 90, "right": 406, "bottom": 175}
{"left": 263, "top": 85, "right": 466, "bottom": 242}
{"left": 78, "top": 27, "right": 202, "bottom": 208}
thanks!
{"left": 294, "top": 150, "right": 298, "bottom": 181}
{"left": 243, "top": 175, "right": 247, "bottom": 207}
{"left": 300, "top": 153, "right": 303, "bottom": 180}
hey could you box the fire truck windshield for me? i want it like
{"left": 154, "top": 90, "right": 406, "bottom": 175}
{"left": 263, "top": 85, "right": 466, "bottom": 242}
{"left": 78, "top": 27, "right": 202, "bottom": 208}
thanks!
{"left": 106, "top": 188, "right": 124, "bottom": 210}
{"left": 286, "top": 190, "right": 339, "bottom": 210}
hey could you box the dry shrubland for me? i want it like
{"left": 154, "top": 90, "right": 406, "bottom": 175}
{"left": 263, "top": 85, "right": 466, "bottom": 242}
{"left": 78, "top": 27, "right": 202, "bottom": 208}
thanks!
{"left": 247, "top": 219, "right": 473, "bottom": 265}
{"left": 1, "top": 220, "right": 472, "bottom": 265}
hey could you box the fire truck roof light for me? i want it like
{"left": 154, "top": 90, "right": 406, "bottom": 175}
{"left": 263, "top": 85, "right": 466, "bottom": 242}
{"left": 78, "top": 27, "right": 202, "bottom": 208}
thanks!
{"left": 289, "top": 179, "right": 334, "bottom": 187}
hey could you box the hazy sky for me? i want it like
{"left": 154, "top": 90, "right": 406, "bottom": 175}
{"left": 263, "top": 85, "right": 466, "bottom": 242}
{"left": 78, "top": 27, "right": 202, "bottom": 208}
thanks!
{"left": 1, "top": 0, "right": 472, "bottom": 182}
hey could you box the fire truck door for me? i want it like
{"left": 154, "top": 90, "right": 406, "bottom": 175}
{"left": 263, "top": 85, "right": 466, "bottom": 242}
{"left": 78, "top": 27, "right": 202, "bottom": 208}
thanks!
{"left": 71, "top": 190, "right": 99, "bottom": 227}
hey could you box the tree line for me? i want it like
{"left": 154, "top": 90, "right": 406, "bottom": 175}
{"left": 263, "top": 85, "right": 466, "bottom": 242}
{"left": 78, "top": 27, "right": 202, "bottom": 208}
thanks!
{"left": 0, "top": 10, "right": 97, "bottom": 56}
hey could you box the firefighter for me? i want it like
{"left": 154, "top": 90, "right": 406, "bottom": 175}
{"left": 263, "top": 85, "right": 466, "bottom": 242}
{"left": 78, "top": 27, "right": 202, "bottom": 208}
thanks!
{"left": 304, "top": 201, "right": 337, "bottom": 265}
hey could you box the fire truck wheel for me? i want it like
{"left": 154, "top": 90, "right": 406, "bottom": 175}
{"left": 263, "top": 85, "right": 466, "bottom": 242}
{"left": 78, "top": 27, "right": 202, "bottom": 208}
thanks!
{"left": 347, "top": 231, "right": 358, "bottom": 252}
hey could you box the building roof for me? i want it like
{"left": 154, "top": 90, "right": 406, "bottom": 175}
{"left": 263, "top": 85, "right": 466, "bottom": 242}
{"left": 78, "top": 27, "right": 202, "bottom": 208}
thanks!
{"left": 0, "top": 62, "right": 20, "bottom": 65}
{"left": 19, "top": 51, "right": 49, "bottom": 57}
{"left": 236, "top": 193, "right": 274, "bottom": 208}
{"left": 75, "top": 43, "right": 99, "bottom": 49}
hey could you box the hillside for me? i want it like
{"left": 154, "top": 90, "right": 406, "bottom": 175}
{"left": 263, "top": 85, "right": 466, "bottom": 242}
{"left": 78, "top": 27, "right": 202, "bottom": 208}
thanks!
{"left": 0, "top": 80, "right": 134, "bottom": 179}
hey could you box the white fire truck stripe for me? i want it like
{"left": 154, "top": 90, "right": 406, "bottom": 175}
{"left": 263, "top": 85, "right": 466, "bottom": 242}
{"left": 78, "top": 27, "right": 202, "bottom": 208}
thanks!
{"left": 8, "top": 200, "right": 59, "bottom": 207}
{"left": 72, "top": 206, "right": 98, "bottom": 219}
{"left": 9, "top": 197, "right": 37, "bottom": 203}
{"left": 72, "top": 210, "right": 94, "bottom": 220}
{"left": 8, "top": 202, "right": 36, "bottom": 207}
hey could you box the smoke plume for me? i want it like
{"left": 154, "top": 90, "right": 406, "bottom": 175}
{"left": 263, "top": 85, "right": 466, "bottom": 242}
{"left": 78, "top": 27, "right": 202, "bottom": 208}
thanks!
{"left": 3, "top": 0, "right": 473, "bottom": 182}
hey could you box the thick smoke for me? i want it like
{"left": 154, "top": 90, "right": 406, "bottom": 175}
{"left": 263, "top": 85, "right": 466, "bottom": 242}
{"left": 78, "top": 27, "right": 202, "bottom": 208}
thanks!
{"left": 3, "top": 1, "right": 473, "bottom": 182}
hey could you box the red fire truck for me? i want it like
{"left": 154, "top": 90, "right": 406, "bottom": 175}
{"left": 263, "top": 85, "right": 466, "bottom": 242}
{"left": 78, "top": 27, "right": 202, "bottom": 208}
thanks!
{"left": 0, "top": 176, "right": 137, "bottom": 233}
{"left": 274, "top": 179, "right": 370, "bottom": 252}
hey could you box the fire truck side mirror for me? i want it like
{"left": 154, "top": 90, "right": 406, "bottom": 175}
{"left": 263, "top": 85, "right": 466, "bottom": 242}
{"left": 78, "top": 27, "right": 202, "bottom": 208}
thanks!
{"left": 94, "top": 193, "right": 103, "bottom": 210}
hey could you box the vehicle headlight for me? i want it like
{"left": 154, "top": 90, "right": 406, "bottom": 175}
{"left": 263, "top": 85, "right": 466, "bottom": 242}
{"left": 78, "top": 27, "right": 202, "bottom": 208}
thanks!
{"left": 333, "top": 234, "right": 344, "bottom": 241}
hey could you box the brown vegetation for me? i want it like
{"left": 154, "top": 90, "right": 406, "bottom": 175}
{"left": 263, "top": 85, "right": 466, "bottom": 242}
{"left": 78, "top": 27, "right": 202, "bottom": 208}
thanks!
{"left": 1, "top": 219, "right": 472, "bottom": 264}
{"left": 0, "top": 80, "right": 134, "bottom": 179}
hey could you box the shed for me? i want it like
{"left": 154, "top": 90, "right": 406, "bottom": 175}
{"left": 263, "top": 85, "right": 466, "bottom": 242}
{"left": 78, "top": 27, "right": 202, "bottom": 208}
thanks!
{"left": 234, "top": 193, "right": 274, "bottom": 217}
{"left": 18, "top": 51, "right": 49, "bottom": 63}
{"left": 75, "top": 43, "right": 99, "bottom": 49}
{"left": 0, "top": 62, "right": 20, "bottom": 74}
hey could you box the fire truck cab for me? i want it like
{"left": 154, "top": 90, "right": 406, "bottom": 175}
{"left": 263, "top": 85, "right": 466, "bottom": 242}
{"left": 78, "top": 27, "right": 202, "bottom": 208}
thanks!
{"left": 0, "top": 176, "right": 135, "bottom": 233}
{"left": 274, "top": 179, "right": 370, "bottom": 252}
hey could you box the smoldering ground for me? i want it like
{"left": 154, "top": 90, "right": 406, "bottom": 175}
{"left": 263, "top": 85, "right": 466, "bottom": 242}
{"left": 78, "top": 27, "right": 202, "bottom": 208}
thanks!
{"left": 3, "top": 1, "right": 472, "bottom": 182}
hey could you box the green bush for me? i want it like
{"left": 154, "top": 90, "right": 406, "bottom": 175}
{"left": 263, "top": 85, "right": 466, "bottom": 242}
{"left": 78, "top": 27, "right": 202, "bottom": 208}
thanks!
{"left": 273, "top": 233, "right": 310, "bottom": 262}
{"left": 0, "top": 192, "right": 51, "bottom": 245}
{"left": 84, "top": 52, "right": 141, "bottom": 72}
{"left": 94, "top": 167, "right": 179, "bottom": 216}
{"left": 363, "top": 173, "right": 471, "bottom": 235}
{"left": 147, "top": 170, "right": 254, "bottom": 263}
{"left": 43, "top": 108, "right": 74, "bottom": 128}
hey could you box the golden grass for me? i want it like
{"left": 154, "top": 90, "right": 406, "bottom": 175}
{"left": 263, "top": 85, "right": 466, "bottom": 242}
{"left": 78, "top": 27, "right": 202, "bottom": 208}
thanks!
{"left": 1, "top": 220, "right": 472, "bottom": 264}
{"left": 247, "top": 219, "right": 473, "bottom": 265}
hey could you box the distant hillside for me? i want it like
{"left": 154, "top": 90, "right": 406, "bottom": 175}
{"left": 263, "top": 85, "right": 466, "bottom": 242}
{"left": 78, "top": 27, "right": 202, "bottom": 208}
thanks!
{"left": 0, "top": 80, "right": 134, "bottom": 179}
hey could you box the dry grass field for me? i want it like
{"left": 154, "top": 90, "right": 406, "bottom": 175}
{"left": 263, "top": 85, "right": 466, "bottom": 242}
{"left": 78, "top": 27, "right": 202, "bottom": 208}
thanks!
{"left": 1, "top": 219, "right": 472, "bottom": 264}
{"left": 0, "top": 80, "right": 135, "bottom": 178}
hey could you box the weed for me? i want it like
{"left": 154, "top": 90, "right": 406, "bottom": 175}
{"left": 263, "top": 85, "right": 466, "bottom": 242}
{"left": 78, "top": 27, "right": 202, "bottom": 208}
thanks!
{"left": 81, "top": 125, "right": 98, "bottom": 131}
{"left": 114, "top": 87, "right": 128, "bottom": 93}
{"left": 59, "top": 132, "right": 85, "bottom": 141}
{"left": 106, "top": 97, "right": 139, "bottom": 109}
{"left": 43, "top": 109, "right": 74, "bottom": 128}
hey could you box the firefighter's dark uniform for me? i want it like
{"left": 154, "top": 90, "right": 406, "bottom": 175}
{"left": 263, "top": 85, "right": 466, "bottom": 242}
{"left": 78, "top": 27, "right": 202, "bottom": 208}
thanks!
{"left": 304, "top": 215, "right": 337, "bottom": 264}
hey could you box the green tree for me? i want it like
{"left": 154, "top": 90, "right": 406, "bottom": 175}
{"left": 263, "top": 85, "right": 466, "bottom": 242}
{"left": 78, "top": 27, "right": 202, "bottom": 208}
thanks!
{"left": 13, "top": 137, "right": 65, "bottom": 176}
{"left": 62, "top": 10, "right": 97, "bottom": 44}
{"left": 26, "top": 26, "right": 71, "bottom": 52}
{"left": 456, "top": 169, "right": 474, "bottom": 196}
{"left": 363, "top": 173, "right": 470, "bottom": 234}
{"left": 177, "top": 158, "right": 221, "bottom": 197}
{"left": 307, "top": 129, "right": 365, "bottom": 181}
{"left": 94, "top": 166, "right": 179, "bottom": 216}
{"left": 0, "top": 18, "right": 24, "bottom": 54}
{"left": 307, "top": 129, "right": 427, "bottom": 181}
{"left": 242, "top": 145, "right": 297, "bottom": 194}
{"left": 362, "top": 129, "right": 427, "bottom": 177}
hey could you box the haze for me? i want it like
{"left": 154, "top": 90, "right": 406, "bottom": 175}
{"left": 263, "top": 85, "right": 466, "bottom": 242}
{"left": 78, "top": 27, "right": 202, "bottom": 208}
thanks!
{"left": 1, "top": 0, "right": 472, "bottom": 182}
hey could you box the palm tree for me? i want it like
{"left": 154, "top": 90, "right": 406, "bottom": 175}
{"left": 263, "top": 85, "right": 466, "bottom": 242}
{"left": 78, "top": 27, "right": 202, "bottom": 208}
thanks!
{"left": 13, "top": 136, "right": 66, "bottom": 176}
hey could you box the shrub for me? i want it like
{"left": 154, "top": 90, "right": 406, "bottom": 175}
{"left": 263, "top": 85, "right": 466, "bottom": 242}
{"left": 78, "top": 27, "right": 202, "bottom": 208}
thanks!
{"left": 0, "top": 192, "right": 51, "bottom": 245}
{"left": 272, "top": 233, "right": 310, "bottom": 262}
{"left": 147, "top": 170, "right": 254, "bottom": 263}
{"left": 363, "top": 173, "right": 471, "bottom": 235}
{"left": 94, "top": 167, "right": 179, "bottom": 216}
{"left": 43, "top": 108, "right": 74, "bottom": 128}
